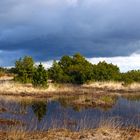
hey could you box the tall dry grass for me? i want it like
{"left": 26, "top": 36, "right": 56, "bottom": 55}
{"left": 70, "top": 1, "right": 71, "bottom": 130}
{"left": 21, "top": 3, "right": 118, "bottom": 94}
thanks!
{"left": 83, "top": 81, "right": 140, "bottom": 91}
{"left": 1, "top": 99, "right": 140, "bottom": 140}
{"left": 1, "top": 118, "right": 140, "bottom": 140}
{"left": 1, "top": 77, "right": 140, "bottom": 99}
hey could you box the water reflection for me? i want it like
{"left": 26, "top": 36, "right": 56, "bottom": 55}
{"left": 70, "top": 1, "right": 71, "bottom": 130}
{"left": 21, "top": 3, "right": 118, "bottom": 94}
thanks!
{"left": 0, "top": 96, "right": 140, "bottom": 131}
{"left": 32, "top": 102, "right": 47, "bottom": 121}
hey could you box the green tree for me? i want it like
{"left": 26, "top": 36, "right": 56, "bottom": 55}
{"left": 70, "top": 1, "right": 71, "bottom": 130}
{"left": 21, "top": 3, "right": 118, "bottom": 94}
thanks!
{"left": 93, "top": 61, "right": 120, "bottom": 81}
{"left": 48, "top": 61, "right": 69, "bottom": 83}
{"left": 14, "top": 56, "right": 35, "bottom": 83}
{"left": 48, "top": 53, "right": 94, "bottom": 84}
{"left": 121, "top": 70, "right": 140, "bottom": 85}
{"left": 32, "top": 63, "right": 48, "bottom": 87}
{"left": 73, "top": 53, "right": 87, "bottom": 64}
{"left": 48, "top": 54, "right": 122, "bottom": 84}
{"left": 58, "top": 55, "right": 73, "bottom": 73}
{"left": 67, "top": 53, "right": 94, "bottom": 84}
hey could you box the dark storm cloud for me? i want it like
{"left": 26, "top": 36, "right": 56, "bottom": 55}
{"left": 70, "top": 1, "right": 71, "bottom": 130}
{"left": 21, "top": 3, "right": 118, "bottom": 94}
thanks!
{"left": 0, "top": 0, "right": 140, "bottom": 65}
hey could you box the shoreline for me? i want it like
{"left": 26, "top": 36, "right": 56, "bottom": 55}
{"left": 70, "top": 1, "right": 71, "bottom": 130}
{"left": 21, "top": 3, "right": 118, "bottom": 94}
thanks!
{"left": 1, "top": 79, "right": 140, "bottom": 110}
{"left": 1, "top": 79, "right": 140, "bottom": 97}
{"left": 1, "top": 76, "right": 140, "bottom": 109}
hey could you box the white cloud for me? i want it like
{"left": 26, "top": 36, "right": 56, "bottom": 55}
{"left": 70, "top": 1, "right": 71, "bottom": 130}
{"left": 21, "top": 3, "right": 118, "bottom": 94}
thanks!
{"left": 87, "top": 53, "right": 140, "bottom": 72}
{"left": 36, "top": 60, "right": 54, "bottom": 69}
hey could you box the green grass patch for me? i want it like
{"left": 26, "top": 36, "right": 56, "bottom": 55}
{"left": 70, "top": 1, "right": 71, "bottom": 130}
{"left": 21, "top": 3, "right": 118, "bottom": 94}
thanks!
{"left": 100, "top": 96, "right": 115, "bottom": 104}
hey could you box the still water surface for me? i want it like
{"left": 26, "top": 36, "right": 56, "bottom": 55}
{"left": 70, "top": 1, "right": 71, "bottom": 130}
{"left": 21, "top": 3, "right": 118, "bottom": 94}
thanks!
{"left": 0, "top": 96, "right": 140, "bottom": 131}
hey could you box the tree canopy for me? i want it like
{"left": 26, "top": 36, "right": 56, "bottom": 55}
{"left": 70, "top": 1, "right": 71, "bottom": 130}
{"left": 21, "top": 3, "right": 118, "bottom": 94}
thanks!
{"left": 14, "top": 56, "right": 35, "bottom": 83}
{"left": 32, "top": 63, "right": 48, "bottom": 87}
{"left": 11, "top": 54, "right": 140, "bottom": 85}
{"left": 48, "top": 53, "right": 120, "bottom": 84}
{"left": 92, "top": 61, "right": 120, "bottom": 81}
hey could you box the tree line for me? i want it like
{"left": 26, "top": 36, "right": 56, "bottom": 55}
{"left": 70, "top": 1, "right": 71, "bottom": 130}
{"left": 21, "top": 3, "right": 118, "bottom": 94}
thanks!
{"left": 0, "top": 53, "right": 140, "bottom": 87}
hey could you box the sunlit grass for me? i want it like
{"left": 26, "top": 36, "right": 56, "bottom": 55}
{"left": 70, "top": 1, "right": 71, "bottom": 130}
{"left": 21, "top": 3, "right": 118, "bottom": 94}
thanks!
{"left": 1, "top": 118, "right": 140, "bottom": 140}
{"left": 1, "top": 75, "right": 140, "bottom": 98}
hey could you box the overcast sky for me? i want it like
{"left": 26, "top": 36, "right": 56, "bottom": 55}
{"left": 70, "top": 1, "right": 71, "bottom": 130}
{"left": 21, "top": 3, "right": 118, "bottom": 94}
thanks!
{"left": 0, "top": 0, "right": 140, "bottom": 71}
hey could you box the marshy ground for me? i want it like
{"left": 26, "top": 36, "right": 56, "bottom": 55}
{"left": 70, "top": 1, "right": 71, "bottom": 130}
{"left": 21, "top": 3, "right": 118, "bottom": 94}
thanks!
{"left": 1, "top": 127, "right": 140, "bottom": 140}
{"left": 1, "top": 76, "right": 140, "bottom": 140}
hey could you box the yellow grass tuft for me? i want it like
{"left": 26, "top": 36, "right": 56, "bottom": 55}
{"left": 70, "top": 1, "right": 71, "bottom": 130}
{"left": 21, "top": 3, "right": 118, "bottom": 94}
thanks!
{"left": 83, "top": 81, "right": 140, "bottom": 91}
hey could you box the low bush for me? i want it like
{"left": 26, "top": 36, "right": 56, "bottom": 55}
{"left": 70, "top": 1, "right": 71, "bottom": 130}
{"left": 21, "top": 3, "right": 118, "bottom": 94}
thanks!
{"left": 32, "top": 63, "right": 48, "bottom": 88}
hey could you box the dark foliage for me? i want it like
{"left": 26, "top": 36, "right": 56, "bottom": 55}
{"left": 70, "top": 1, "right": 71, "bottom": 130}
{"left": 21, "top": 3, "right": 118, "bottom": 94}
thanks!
{"left": 14, "top": 56, "right": 35, "bottom": 83}
{"left": 48, "top": 53, "right": 121, "bottom": 84}
{"left": 2, "top": 53, "right": 140, "bottom": 85}
{"left": 92, "top": 61, "right": 120, "bottom": 81}
{"left": 0, "top": 67, "right": 14, "bottom": 77}
{"left": 48, "top": 53, "right": 94, "bottom": 84}
{"left": 32, "top": 63, "right": 48, "bottom": 87}
{"left": 121, "top": 70, "right": 140, "bottom": 85}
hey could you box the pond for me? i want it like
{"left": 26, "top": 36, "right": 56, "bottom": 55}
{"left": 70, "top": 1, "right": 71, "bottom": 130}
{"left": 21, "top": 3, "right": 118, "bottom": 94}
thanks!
{"left": 0, "top": 95, "right": 140, "bottom": 131}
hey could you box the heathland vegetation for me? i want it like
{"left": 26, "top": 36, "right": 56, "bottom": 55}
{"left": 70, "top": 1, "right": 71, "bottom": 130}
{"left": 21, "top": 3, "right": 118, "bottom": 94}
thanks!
{"left": 1, "top": 53, "right": 140, "bottom": 140}
{"left": 1, "top": 53, "right": 140, "bottom": 86}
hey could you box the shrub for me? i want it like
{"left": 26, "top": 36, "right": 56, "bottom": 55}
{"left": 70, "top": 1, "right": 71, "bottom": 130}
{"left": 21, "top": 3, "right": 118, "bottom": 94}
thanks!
{"left": 10, "top": 53, "right": 140, "bottom": 85}
{"left": 48, "top": 53, "right": 94, "bottom": 84}
{"left": 32, "top": 63, "right": 48, "bottom": 87}
{"left": 121, "top": 70, "right": 140, "bottom": 85}
{"left": 92, "top": 61, "right": 120, "bottom": 81}
{"left": 48, "top": 61, "right": 69, "bottom": 83}
{"left": 48, "top": 54, "right": 122, "bottom": 84}
{"left": 0, "top": 67, "right": 9, "bottom": 77}
{"left": 14, "top": 56, "right": 35, "bottom": 83}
